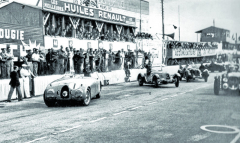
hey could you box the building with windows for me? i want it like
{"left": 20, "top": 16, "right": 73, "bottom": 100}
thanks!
{"left": 196, "top": 26, "right": 240, "bottom": 61}
{"left": 0, "top": 0, "right": 154, "bottom": 64}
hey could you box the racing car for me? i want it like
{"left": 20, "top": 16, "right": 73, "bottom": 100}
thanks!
{"left": 214, "top": 64, "right": 240, "bottom": 95}
{"left": 178, "top": 66, "right": 209, "bottom": 82}
{"left": 137, "top": 65, "right": 180, "bottom": 88}
{"left": 205, "top": 62, "right": 225, "bottom": 72}
{"left": 43, "top": 72, "right": 102, "bottom": 107}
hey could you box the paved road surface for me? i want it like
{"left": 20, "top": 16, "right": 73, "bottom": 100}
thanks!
{"left": 1, "top": 73, "right": 240, "bottom": 143}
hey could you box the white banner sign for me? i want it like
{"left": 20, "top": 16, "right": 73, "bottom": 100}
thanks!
{"left": 172, "top": 48, "right": 216, "bottom": 58}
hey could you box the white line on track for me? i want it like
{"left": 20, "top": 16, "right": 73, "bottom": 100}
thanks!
{"left": 90, "top": 117, "right": 107, "bottom": 123}
{"left": 25, "top": 136, "right": 47, "bottom": 143}
{"left": 161, "top": 98, "right": 169, "bottom": 101}
{"left": 113, "top": 111, "right": 128, "bottom": 116}
{"left": 147, "top": 102, "right": 157, "bottom": 105}
{"left": 170, "top": 95, "right": 178, "bottom": 97}
{"left": 130, "top": 106, "right": 143, "bottom": 110}
{"left": 179, "top": 92, "right": 186, "bottom": 95}
{"left": 60, "top": 125, "right": 82, "bottom": 133}
{"left": 231, "top": 132, "right": 240, "bottom": 143}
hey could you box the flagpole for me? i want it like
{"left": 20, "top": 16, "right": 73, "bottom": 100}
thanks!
{"left": 161, "top": 0, "right": 164, "bottom": 40}
{"left": 178, "top": 5, "right": 180, "bottom": 41}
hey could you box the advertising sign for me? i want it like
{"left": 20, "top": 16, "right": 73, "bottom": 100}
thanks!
{"left": 172, "top": 48, "right": 216, "bottom": 58}
{"left": 43, "top": 0, "right": 136, "bottom": 27}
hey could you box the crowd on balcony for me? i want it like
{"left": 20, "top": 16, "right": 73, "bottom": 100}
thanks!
{"left": 44, "top": 13, "right": 153, "bottom": 43}
{"left": 166, "top": 54, "right": 229, "bottom": 66}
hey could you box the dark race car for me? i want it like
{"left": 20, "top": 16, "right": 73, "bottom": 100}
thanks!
{"left": 205, "top": 62, "right": 225, "bottom": 72}
{"left": 214, "top": 64, "right": 240, "bottom": 95}
{"left": 137, "top": 65, "right": 180, "bottom": 88}
{"left": 178, "top": 66, "right": 209, "bottom": 82}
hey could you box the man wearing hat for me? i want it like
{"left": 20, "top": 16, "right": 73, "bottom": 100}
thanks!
{"left": 20, "top": 64, "right": 35, "bottom": 98}
{"left": 25, "top": 49, "right": 33, "bottom": 73}
{"left": 0, "top": 48, "right": 8, "bottom": 78}
{"left": 39, "top": 50, "right": 46, "bottom": 75}
{"left": 31, "top": 48, "right": 41, "bottom": 76}
{"left": 6, "top": 46, "right": 14, "bottom": 78}
{"left": 58, "top": 46, "right": 67, "bottom": 74}
{"left": 7, "top": 66, "right": 23, "bottom": 102}
{"left": 89, "top": 48, "right": 95, "bottom": 72}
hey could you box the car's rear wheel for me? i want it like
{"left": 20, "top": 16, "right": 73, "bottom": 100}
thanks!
{"left": 214, "top": 77, "right": 220, "bottom": 95}
{"left": 43, "top": 93, "right": 56, "bottom": 107}
{"left": 96, "top": 83, "right": 102, "bottom": 99}
{"left": 175, "top": 77, "right": 179, "bottom": 87}
{"left": 138, "top": 77, "right": 143, "bottom": 86}
{"left": 82, "top": 89, "right": 91, "bottom": 106}
{"left": 96, "top": 92, "right": 101, "bottom": 99}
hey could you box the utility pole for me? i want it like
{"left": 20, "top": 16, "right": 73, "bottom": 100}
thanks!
{"left": 178, "top": 5, "right": 180, "bottom": 41}
{"left": 140, "top": 0, "right": 142, "bottom": 34}
{"left": 161, "top": 0, "right": 164, "bottom": 39}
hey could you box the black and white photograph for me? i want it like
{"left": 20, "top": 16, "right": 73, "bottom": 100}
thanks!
{"left": 0, "top": 0, "right": 240, "bottom": 142}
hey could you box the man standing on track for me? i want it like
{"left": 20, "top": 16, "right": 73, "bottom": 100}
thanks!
{"left": 6, "top": 66, "right": 23, "bottom": 102}
{"left": 20, "top": 64, "right": 35, "bottom": 98}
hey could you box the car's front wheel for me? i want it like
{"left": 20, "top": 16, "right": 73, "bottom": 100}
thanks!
{"left": 43, "top": 93, "right": 56, "bottom": 107}
{"left": 175, "top": 77, "right": 179, "bottom": 87}
{"left": 82, "top": 89, "right": 91, "bottom": 106}
{"left": 138, "top": 77, "right": 143, "bottom": 86}
{"left": 214, "top": 77, "right": 220, "bottom": 95}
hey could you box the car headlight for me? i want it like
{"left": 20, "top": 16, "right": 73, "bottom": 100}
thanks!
{"left": 223, "top": 78, "right": 228, "bottom": 82}
{"left": 47, "top": 89, "right": 55, "bottom": 94}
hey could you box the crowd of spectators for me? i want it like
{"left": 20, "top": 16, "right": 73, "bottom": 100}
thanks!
{"left": 0, "top": 46, "right": 145, "bottom": 79}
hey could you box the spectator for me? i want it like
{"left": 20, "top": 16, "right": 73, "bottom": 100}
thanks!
{"left": 73, "top": 49, "right": 84, "bottom": 74}
{"left": 32, "top": 48, "right": 41, "bottom": 76}
{"left": 25, "top": 49, "right": 33, "bottom": 72}
{"left": 46, "top": 49, "right": 53, "bottom": 74}
{"left": 0, "top": 48, "right": 7, "bottom": 78}
{"left": 6, "top": 46, "right": 14, "bottom": 78}
{"left": 39, "top": 50, "right": 46, "bottom": 75}
{"left": 20, "top": 64, "right": 35, "bottom": 98}
{"left": 6, "top": 66, "right": 23, "bottom": 102}
{"left": 58, "top": 46, "right": 67, "bottom": 74}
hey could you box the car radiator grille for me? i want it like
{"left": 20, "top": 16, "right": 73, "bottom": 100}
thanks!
{"left": 228, "top": 77, "right": 239, "bottom": 87}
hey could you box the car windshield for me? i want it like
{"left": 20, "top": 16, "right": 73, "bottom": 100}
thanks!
{"left": 63, "top": 71, "right": 75, "bottom": 78}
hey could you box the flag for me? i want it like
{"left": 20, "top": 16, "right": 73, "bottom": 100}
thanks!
{"left": 232, "top": 34, "right": 235, "bottom": 40}
{"left": 173, "top": 25, "right": 177, "bottom": 29}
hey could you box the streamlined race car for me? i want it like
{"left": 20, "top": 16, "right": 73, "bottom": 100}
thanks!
{"left": 178, "top": 67, "right": 209, "bottom": 82}
{"left": 43, "top": 72, "right": 102, "bottom": 107}
{"left": 214, "top": 65, "right": 240, "bottom": 95}
{"left": 137, "top": 67, "right": 180, "bottom": 88}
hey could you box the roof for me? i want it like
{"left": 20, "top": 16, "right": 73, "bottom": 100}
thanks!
{"left": 0, "top": 1, "right": 42, "bottom": 10}
{"left": 195, "top": 26, "right": 230, "bottom": 33}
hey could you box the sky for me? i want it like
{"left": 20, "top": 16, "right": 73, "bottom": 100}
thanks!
{"left": 148, "top": 0, "right": 240, "bottom": 42}
{"left": 4, "top": 0, "right": 240, "bottom": 42}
